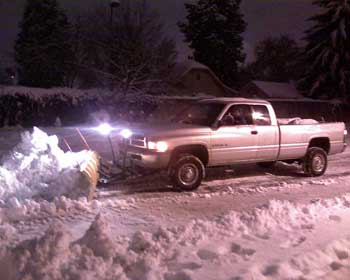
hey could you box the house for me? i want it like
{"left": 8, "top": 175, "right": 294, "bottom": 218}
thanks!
{"left": 239, "top": 80, "right": 304, "bottom": 100}
{"left": 169, "top": 60, "right": 237, "bottom": 97}
{"left": 239, "top": 80, "right": 348, "bottom": 121}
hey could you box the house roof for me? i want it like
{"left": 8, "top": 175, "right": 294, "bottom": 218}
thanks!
{"left": 172, "top": 60, "right": 210, "bottom": 81}
{"left": 250, "top": 80, "right": 303, "bottom": 99}
{"left": 171, "top": 60, "right": 238, "bottom": 96}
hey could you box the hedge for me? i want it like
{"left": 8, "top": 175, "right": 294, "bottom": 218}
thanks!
{"left": 0, "top": 86, "right": 349, "bottom": 127}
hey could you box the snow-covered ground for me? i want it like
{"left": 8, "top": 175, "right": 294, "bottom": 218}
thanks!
{"left": 0, "top": 127, "right": 350, "bottom": 279}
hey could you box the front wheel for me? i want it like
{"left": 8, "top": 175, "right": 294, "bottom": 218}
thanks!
{"left": 170, "top": 155, "right": 205, "bottom": 191}
{"left": 303, "top": 147, "right": 328, "bottom": 177}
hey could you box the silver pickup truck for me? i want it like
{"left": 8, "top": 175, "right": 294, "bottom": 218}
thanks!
{"left": 120, "top": 98, "right": 347, "bottom": 191}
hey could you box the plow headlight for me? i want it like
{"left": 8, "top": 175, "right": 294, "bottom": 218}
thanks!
{"left": 147, "top": 141, "right": 168, "bottom": 152}
{"left": 96, "top": 123, "right": 113, "bottom": 136}
{"left": 120, "top": 128, "right": 132, "bottom": 139}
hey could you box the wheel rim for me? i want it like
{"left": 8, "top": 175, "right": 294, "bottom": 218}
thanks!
{"left": 312, "top": 154, "right": 325, "bottom": 173}
{"left": 178, "top": 163, "right": 199, "bottom": 186}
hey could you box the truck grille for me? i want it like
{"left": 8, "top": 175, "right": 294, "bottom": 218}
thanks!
{"left": 130, "top": 134, "right": 146, "bottom": 148}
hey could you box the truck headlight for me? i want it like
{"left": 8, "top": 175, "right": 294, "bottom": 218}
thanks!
{"left": 345, "top": 130, "right": 348, "bottom": 136}
{"left": 156, "top": 141, "right": 168, "bottom": 152}
{"left": 147, "top": 141, "right": 168, "bottom": 152}
{"left": 148, "top": 141, "right": 156, "bottom": 149}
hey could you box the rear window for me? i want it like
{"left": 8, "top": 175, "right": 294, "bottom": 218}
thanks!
{"left": 252, "top": 105, "right": 271, "bottom": 125}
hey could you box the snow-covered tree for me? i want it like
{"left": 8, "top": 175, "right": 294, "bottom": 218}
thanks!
{"left": 179, "top": 0, "right": 246, "bottom": 87}
{"left": 75, "top": 0, "right": 177, "bottom": 93}
{"left": 249, "top": 35, "right": 303, "bottom": 82}
{"left": 15, "top": 0, "right": 72, "bottom": 88}
{"left": 300, "top": 0, "right": 350, "bottom": 99}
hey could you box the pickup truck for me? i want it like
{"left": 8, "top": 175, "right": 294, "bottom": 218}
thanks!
{"left": 120, "top": 98, "right": 347, "bottom": 191}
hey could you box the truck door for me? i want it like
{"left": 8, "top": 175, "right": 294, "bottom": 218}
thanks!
{"left": 210, "top": 104, "right": 258, "bottom": 165}
{"left": 251, "top": 105, "right": 279, "bottom": 161}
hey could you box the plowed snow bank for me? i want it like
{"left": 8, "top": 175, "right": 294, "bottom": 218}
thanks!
{"left": 2, "top": 195, "right": 350, "bottom": 279}
{"left": 0, "top": 127, "right": 94, "bottom": 202}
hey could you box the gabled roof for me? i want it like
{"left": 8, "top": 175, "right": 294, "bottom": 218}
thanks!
{"left": 171, "top": 60, "right": 238, "bottom": 96}
{"left": 172, "top": 60, "right": 210, "bottom": 81}
{"left": 250, "top": 80, "right": 303, "bottom": 99}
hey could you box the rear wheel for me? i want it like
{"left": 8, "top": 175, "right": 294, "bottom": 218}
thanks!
{"left": 170, "top": 154, "right": 205, "bottom": 191}
{"left": 303, "top": 147, "right": 328, "bottom": 177}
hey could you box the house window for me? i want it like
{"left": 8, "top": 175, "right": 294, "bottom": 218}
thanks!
{"left": 196, "top": 73, "right": 201, "bottom": 80}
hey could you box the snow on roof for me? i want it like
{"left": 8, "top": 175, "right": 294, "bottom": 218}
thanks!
{"left": 202, "top": 97, "right": 270, "bottom": 104}
{"left": 171, "top": 60, "right": 210, "bottom": 81}
{"left": 252, "top": 80, "right": 304, "bottom": 99}
{"left": 171, "top": 60, "right": 238, "bottom": 96}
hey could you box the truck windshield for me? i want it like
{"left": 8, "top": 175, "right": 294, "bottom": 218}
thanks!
{"left": 172, "top": 102, "right": 225, "bottom": 126}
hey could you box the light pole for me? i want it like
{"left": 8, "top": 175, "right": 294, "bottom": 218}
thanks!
{"left": 110, "top": 0, "right": 120, "bottom": 28}
{"left": 109, "top": 0, "right": 120, "bottom": 90}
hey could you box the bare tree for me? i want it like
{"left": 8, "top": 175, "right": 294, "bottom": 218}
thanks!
{"left": 248, "top": 35, "right": 303, "bottom": 83}
{"left": 71, "top": 0, "right": 177, "bottom": 93}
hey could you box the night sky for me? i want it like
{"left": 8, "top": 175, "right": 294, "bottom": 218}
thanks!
{"left": 0, "top": 0, "right": 318, "bottom": 65}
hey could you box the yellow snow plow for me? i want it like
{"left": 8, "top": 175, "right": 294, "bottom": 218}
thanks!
{"left": 76, "top": 151, "right": 100, "bottom": 201}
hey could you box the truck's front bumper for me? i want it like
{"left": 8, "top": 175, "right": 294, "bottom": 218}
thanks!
{"left": 122, "top": 145, "right": 171, "bottom": 170}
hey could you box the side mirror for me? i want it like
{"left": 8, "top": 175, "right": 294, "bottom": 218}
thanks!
{"left": 212, "top": 120, "right": 222, "bottom": 130}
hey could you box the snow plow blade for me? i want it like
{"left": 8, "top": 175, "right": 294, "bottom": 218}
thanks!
{"left": 78, "top": 151, "right": 100, "bottom": 201}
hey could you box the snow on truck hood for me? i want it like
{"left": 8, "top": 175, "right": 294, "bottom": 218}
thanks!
{"left": 0, "top": 127, "right": 94, "bottom": 202}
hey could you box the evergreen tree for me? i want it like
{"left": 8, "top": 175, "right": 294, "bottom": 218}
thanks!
{"left": 15, "top": 0, "right": 72, "bottom": 88}
{"left": 300, "top": 0, "right": 350, "bottom": 99}
{"left": 179, "top": 0, "right": 246, "bottom": 87}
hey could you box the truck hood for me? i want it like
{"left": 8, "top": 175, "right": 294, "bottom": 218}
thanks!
{"left": 127, "top": 122, "right": 212, "bottom": 139}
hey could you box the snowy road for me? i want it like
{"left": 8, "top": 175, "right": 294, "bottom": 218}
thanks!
{"left": 94, "top": 147, "right": 350, "bottom": 235}
{"left": 1, "top": 127, "right": 350, "bottom": 279}
{"left": 1, "top": 126, "right": 349, "bottom": 237}
{"left": 3, "top": 126, "right": 349, "bottom": 230}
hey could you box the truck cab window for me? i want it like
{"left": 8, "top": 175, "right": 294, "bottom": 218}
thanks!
{"left": 172, "top": 102, "right": 225, "bottom": 126}
{"left": 222, "top": 105, "right": 253, "bottom": 126}
{"left": 252, "top": 105, "right": 271, "bottom": 125}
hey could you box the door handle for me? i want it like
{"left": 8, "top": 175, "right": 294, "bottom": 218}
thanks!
{"left": 251, "top": 130, "right": 258, "bottom": 135}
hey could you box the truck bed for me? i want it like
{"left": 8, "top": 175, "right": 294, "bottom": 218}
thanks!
{"left": 278, "top": 121, "right": 345, "bottom": 160}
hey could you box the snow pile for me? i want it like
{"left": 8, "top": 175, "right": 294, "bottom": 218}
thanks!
{"left": 0, "top": 127, "right": 95, "bottom": 202}
{"left": 3, "top": 195, "right": 350, "bottom": 279}
{"left": 0, "top": 195, "right": 136, "bottom": 224}
{"left": 278, "top": 117, "right": 319, "bottom": 125}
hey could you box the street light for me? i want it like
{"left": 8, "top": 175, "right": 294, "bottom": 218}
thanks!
{"left": 110, "top": 0, "right": 120, "bottom": 90}
{"left": 110, "top": 0, "right": 120, "bottom": 8}
{"left": 110, "top": 0, "right": 120, "bottom": 27}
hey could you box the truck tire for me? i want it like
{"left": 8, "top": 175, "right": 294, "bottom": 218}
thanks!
{"left": 170, "top": 154, "right": 205, "bottom": 191}
{"left": 257, "top": 161, "right": 276, "bottom": 168}
{"left": 303, "top": 147, "right": 328, "bottom": 177}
